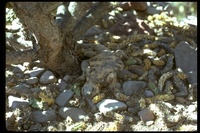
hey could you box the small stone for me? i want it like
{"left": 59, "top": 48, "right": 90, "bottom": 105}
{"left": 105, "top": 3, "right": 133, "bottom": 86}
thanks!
{"left": 26, "top": 77, "right": 38, "bottom": 84}
{"left": 96, "top": 99, "right": 127, "bottom": 113}
{"left": 31, "top": 109, "right": 57, "bottom": 123}
{"left": 8, "top": 96, "right": 29, "bottom": 109}
{"left": 57, "top": 79, "right": 68, "bottom": 89}
{"left": 144, "top": 90, "right": 154, "bottom": 97}
{"left": 39, "top": 70, "right": 57, "bottom": 85}
{"left": 13, "top": 64, "right": 26, "bottom": 73}
{"left": 138, "top": 108, "right": 155, "bottom": 122}
{"left": 63, "top": 75, "right": 73, "bottom": 83}
{"left": 29, "top": 68, "right": 46, "bottom": 77}
{"left": 55, "top": 90, "right": 74, "bottom": 107}
{"left": 58, "top": 107, "right": 87, "bottom": 121}
{"left": 13, "top": 83, "right": 31, "bottom": 95}
{"left": 128, "top": 107, "right": 139, "bottom": 114}
{"left": 123, "top": 81, "right": 147, "bottom": 96}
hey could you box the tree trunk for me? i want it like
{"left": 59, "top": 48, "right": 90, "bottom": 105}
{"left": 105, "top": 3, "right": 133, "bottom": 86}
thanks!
{"left": 9, "top": 2, "right": 111, "bottom": 77}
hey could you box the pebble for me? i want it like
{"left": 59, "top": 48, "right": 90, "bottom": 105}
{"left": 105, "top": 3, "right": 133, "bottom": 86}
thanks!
{"left": 13, "top": 83, "right": 31, "bottom": 95}
{"left": 57, "top": 79, "right": 68, "bottom": 89}
{"left": 63, "top": 75, "right": 73, "bottom": 83}
{"left": 55, "top": 90, "right": 74, "bottom": 107}
{"left": 174, "top": 41, "right": 197, "bottom": 84}
{"left": 138, "top": 108, "right": 155, "bottom": 122}
{"left": 26, "top": 77, "right": 38, "bottom": 84}
{"left": 144, "top": 90, "right": 154, "bottom": 97}
{"left": 13, "top": 66, "right": 23, "bottom": 73}
{"left": 58, "top": 107, "right": 87, "bottom": 121}
{"left": 8, "top": 96, "right": 29, "bottom": 109}
{"left": 39, "top": 70, "right": 57, "bottom": 85}
{"left": 128, "top": 107, "right": 139, "bottom": 114}
{"left": 96, "top": 99, "right": 127, "bottom": 113}
{"left": 122, "top": 81, "right": 147, "bottom": 96}
{"left": 31, "top": 109, "right": 57, "bottom": 123}
{"left": 29, "top": 68, "right": 46, "bottom": 77}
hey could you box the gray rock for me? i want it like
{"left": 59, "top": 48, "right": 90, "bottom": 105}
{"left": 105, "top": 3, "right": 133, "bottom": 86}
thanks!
{"left": 174, "top": 41, "right": 197, "bottom": 84}
{"left": 96, "top": 99, "right": 127, "bottom": 113}
{"left": 57, "top": 79, "right": 68, "bottom": 89}
{"left": 144, "top": 90, "right": 154, "bottom": 97}
{"left": 39, "top": 70, "right": 57, "bottom": 85}
{"left": 13, "top": 83, "right": 31, "bottom": 95}
{"left": 13, "top": 64, "right": 26, "bottom": 73}
{"left": 26, "top": 77, "right": 38, "bottom": 84}
{"left": 63, "top": 75, "right": 73, "bottom": 83}
{"left": 31, "top": 87, "right": 41, "bottom": 93}
{"left": 31, "top": 109, "right": 57, "bottom": 123}
{"left": 56, "top": 90, "right": 74, "bottom": 107}
{"left": 13, "top": 67, "right": 23, "bottom": 73}
{"left": 29, "top": 68, "right": 46, "bottom": 77}
{"left": 138, "top": 108, "right": 155, "bottom": 122}
{"left": 8, "top": 96, "right": 29, "bottom": 109}
{"left": 116, "top": 82, "right": 122, "bottom": 90}
{"left": 15, "top": 73, "right": 24, "bottom": 78}
{"left": 59, "top": 107, "right": 87, "bottom": 121}
{"left": 123, "top": 81, "right": 147, "bottom": 96}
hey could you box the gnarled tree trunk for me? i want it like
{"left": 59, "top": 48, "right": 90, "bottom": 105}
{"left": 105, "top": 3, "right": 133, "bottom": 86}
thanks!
{"left": 9, "top": 2, "right": 111, "bottom": 77}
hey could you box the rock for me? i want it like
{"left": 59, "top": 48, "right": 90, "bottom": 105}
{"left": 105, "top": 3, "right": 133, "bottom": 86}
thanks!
{"left": 58, "top": 107, "right": 87, "bottom": 121}
{"left": 128, "top": 107, "right": 139, "bottom": 114}
{"left": 174, "top": 41, "right": 197, "bottom": 84}
{"left": 144, "top": 90, "right": 154, "bottom": 97}
{"left": 31, "top": 109, "right": 57, "bottom": 123}
{"left": 13, "top": 83, "right": 31, "bottom": 95}
{"left": 13, "top": 65, "right": 26, "bottom": 73}
{"left": 116, "top": 82, "right": 122, "bottom": 90}
{"left": 29, "top": 68, "right": 46, "bottom": 77}
{"left": 55, "top": 90, "right": 74, "bottom": 107}
{"left": 31, "top": 87, "right": 41, "bottom": 93}
{"left": 39, "top": 70, "right": 57, "bottom": 85}
{"left": 15, "top": 73, "right": 24, "bottom": 78}
{"left": 138, "top": 108, "right": 155, "bottom": 122}
{"left": 8, "top": 96, "right": 29, "bottom": 109}
{"left": 63, "top": 75, "right": 73, "bottom": 83}
{"left": 26, "top": 77, "right": 38, "bottom": 84}
{"left": 96, "top": 99, "right": 127, "bottom": 113}
{"left": 57, "top": 79, "right": 68, "bottom": 89}
{"left": 122, "top": 81, "right": 147, "bottom": 96}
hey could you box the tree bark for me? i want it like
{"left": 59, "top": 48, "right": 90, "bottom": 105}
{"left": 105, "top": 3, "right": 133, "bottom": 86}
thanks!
{"left": 8, "top": 2, "right": 111, "bottom": 77}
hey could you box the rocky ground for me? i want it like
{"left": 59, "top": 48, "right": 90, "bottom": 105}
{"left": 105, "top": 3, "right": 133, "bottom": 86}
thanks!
{"left": 5, "top": 2, "right": 197, "bottom": 131}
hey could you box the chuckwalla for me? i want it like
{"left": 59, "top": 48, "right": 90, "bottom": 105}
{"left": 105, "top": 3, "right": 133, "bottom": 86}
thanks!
{"left": 81, "top": 50, "right": 124, "bottom": 99}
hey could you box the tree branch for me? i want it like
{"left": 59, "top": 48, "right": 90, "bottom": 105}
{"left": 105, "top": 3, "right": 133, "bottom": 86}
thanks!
{"left": 73, "top": 2, "right": 111, "bottom": 40}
